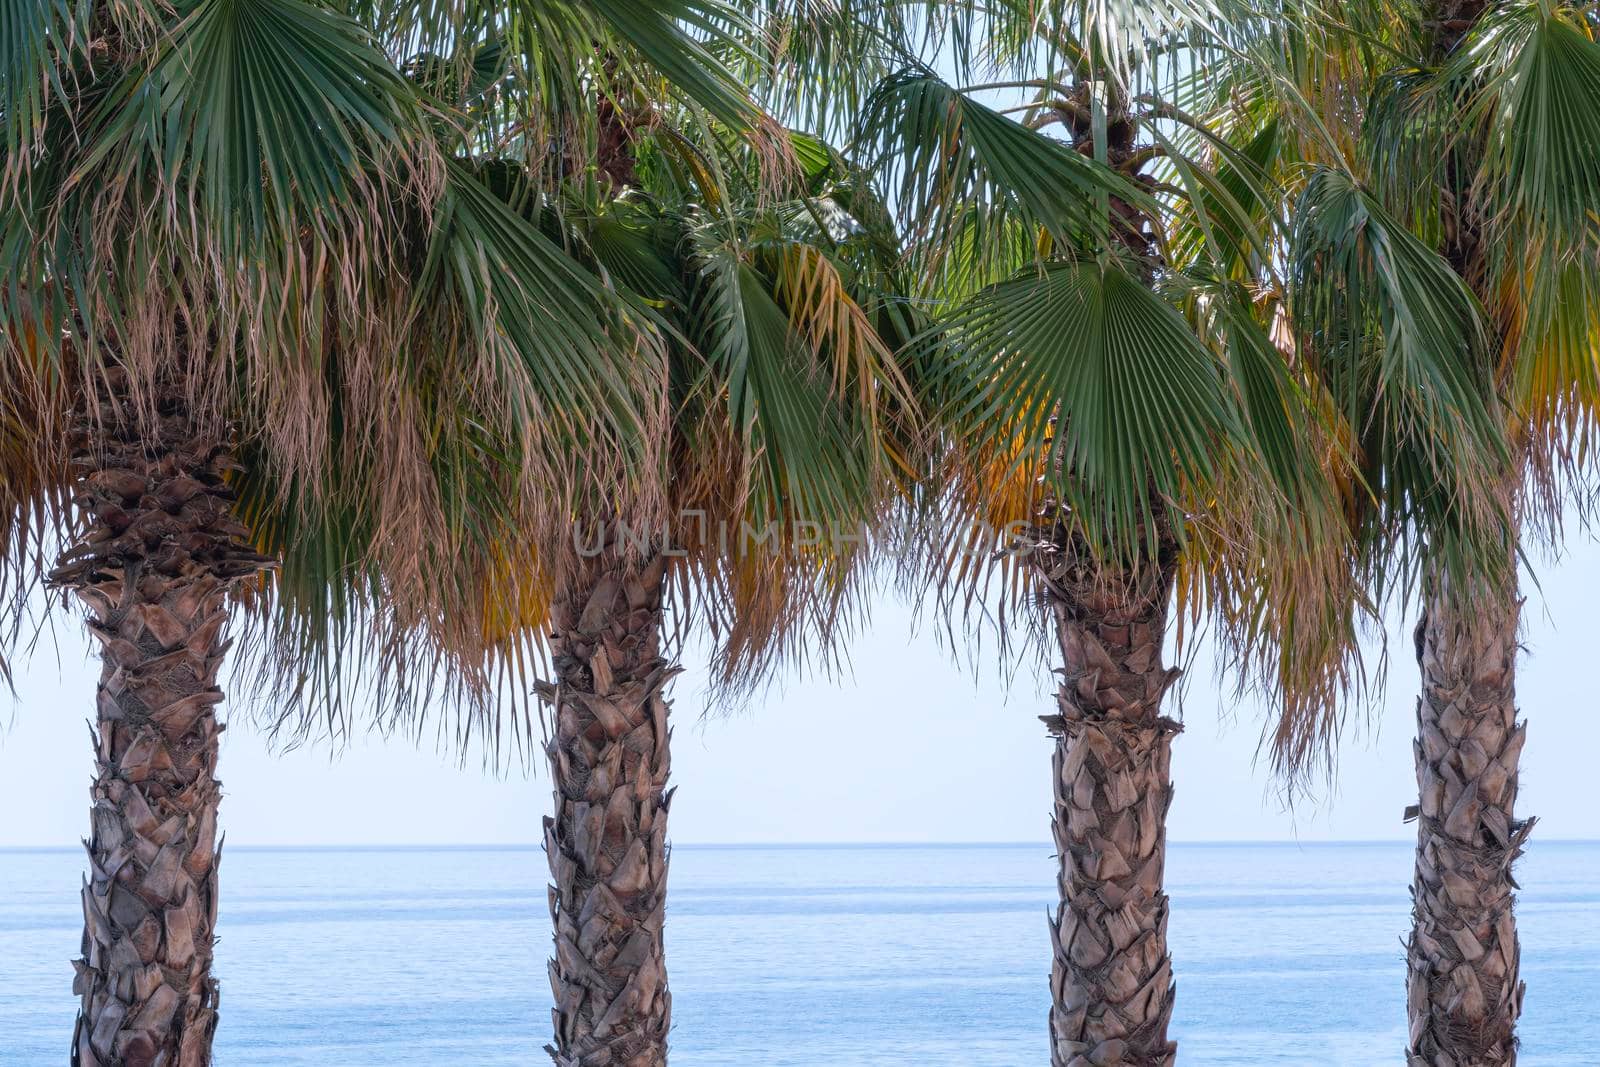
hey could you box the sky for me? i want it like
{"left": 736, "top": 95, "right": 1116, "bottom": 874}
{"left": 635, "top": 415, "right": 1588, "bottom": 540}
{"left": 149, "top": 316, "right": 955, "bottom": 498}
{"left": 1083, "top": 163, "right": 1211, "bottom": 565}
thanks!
{"left": 2, "top": 532, "right": 1597, "bottom": 849}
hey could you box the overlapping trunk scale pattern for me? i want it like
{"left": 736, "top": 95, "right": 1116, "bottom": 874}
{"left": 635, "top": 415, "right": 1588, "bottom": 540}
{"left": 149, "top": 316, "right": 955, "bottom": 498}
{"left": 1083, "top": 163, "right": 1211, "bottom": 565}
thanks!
{"left": 543, "top": 552, "right": 676, "bottom": 1067}
{"left": 1406, "top": 578, "right": 1532, "bottom": 1067}
{"left": 1036, "top": 536, "right": 1181, "bottom": 1067}
{"left": 52, "top": 379, "right": 270, "bottom": 1067}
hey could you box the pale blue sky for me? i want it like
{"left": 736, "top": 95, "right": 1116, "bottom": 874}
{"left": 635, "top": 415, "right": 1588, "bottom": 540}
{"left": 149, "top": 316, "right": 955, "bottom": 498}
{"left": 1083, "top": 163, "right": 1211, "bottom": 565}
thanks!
{"left": 2, "top": 533, "right": 1597, "bottom": 847}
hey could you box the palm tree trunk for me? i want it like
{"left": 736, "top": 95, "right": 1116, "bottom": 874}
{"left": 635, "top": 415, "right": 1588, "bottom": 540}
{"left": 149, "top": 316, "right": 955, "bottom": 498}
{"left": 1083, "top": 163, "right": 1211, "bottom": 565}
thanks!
{"left": 1405, "top": 566, "right": 1532, "bottom": 1066}
{"left": 52, "top": 378, "right": 269, "bottom": 1067}
{"left": 1036, "top": 534, "right": 1182, "bottom": 1067}
{"left": 543, "top": 549, "right": 676, "bottom": 1067}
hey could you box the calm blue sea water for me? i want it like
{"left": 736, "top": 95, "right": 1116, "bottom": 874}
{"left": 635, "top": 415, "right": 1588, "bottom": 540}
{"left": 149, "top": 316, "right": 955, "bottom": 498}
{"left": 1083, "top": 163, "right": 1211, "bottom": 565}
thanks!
{"left": 1, "top": 842, "right": 1595, "bottom": 1065}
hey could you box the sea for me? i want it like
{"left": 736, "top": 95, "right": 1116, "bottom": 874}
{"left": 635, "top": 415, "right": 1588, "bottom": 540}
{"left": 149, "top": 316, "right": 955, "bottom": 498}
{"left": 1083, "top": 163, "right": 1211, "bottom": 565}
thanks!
{"left": 1, "top": 842, "right": 1595, "bottom": 1065}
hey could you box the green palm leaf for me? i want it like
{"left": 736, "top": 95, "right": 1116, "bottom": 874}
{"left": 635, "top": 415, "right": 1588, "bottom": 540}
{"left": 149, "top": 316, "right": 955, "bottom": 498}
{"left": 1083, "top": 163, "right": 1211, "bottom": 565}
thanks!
{"left": 0, "top": 0, "right": 77, "bottom": 181}
{"left": 1288, "top": 166, "right": 1507, "bottom": 589}
{"left": 418, "top": 162, "right": 655, "bottom": 439}
{"left": 689, "top": 234, "right": 874, "bottom": 526}
{"left": 858, "top": 70, "right": 1146, "bottom": 278}
{"left": 1467, "top": 2, "right": 1600, "bottom": 235}
{"left": 587, "top": 0, "right": 762, "bottom": 133}
{"left": 70, "top": 0, "right": 418, "bottom": 244}
{"left": 1291, "top": 168, "right": 1498, "bottom": 464}
{"left": 932, "top": 258, "right": 1238, "bottom": 554}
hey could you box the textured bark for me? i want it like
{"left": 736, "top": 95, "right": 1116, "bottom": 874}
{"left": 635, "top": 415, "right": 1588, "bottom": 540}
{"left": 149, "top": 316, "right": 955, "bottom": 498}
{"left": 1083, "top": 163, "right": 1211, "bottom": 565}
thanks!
{"left": 51, "top": 377, "right": 270, "bottom": 1067}
{"left": 542, "top": 550, "right": 676, "bottom": 1067}
{"left": 594, "top": 93, "right": 639, "bottom": 190}
{"left": 591, "top": 55, "right": 640, "bottom": 191}
{"left": 1035, "top": 530, "right": 1182, "bottom": 1067}
{"left": 1429, "top": 0, "right": 1493, "bottom": 57}
{"left": 1405, "top": 571, "right": 1532, "bottom": 1067}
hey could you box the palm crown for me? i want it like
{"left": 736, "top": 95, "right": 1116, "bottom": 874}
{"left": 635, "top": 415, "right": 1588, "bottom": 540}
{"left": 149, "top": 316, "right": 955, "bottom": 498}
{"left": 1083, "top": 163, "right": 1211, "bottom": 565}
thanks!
{"left": 1189, "top": 1, "right": 1600, "bottom": 1059}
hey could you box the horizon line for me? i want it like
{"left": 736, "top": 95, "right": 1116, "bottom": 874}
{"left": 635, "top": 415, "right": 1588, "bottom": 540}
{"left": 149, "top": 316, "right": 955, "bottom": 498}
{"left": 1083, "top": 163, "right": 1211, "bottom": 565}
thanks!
{"left": 3, "top": 838, "right": 1599, "bottom": 852}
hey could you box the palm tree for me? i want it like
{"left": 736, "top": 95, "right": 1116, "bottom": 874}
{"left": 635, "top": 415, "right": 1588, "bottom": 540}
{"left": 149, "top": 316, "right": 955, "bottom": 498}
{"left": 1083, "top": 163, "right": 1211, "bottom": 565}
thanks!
{"left": 521, "top": 129, "right": 918, "bottom": 1065}
{"left": 0, "top": 1, "right": 766, "bottom": 1060}
{"left": 345, "top": 13, "right": 926, "bottom": 1060}
{"left": 1201, "top": 2, "right": 1600, "bottom": 1059}
{"left": 848, "top": 24, "right": 1380, "bottom": 1067}
{"left": 331, "top": 14, "right": 920, "bottom": 1060}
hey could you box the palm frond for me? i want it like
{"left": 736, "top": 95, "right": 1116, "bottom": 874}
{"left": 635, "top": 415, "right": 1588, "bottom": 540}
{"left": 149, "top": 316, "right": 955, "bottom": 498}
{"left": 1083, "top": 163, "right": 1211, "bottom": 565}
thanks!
{"left": 69, "top": 0, "right": 422, "bottom": 249}
{"left": 0, "top": 0, "right": 78, "bottom": 195}
{"left": 857, "top": 70, "right": 1146, "bottom": 283}
{"left": 724, "top": 1, "right": 918, "bottom": 139}
{"left": 587, "top": 0, "right": 764, "bottom": 134}
{"left": 929, "top": 258, "right": 1240, "bottom": 558}
{"left": 687, "top": 229, "right": 876, "bottom": 528}
{"left": 1288, "top": 166, "right": 1507, "bottom": 593}
{"left": 418, "top": 161, "right": 660, "bottom": 442}
{"left": 1466, "top": 2, "right": 1600, "bottom": 237}
{"left": 372, "top": 0, "right": 770, "bottom": 180}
